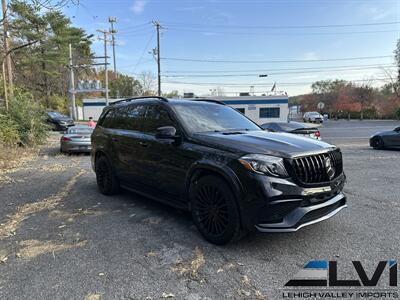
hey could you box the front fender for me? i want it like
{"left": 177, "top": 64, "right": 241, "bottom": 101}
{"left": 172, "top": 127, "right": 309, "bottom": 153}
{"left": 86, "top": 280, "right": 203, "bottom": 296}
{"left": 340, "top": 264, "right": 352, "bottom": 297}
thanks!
{"left": 187, "top": 161, "right": 243, "bottom": 194}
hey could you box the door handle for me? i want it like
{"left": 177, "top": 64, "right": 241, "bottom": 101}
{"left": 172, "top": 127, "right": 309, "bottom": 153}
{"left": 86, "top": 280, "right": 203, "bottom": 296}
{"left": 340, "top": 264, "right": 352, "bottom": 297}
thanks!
{"left": 139, "top": 142, "right": 148, "bottom": 147}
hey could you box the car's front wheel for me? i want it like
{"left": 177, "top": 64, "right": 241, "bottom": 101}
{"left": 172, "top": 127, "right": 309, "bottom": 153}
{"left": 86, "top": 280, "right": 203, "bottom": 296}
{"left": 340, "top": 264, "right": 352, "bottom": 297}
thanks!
{"left": 95, "top": 155, "right": 120, "bottom": 195}
{"left": 191, "top": 175, "right": 244, "bottom": 245}
{"left": 371, "top": 136, "right": 385, "bottom": 150}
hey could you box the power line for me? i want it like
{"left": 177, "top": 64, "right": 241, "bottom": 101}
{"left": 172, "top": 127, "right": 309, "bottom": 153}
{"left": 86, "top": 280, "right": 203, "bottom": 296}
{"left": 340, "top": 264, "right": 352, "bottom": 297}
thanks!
{"left": 130, "top": 32, "right": 155, "bottom": 73}
{"left": 165, "top": 27, "right": 398, "bottom": 36}
{"left": 118, "top": 22, "right": 152, "bottom": 31}
{"left": 163, "top": 63, "right": 396, "bottom": 74}
{"left": 163, "top": 78, "right": 391, "bottom": 87}
{"left": 162, "top": 65, "right": 396, "bottom": 78}
{"left": 161, "top": 55, "right": 393, "bottom": 64}
{"left": 162, "top": 20, "right": 400, "bottom": 29}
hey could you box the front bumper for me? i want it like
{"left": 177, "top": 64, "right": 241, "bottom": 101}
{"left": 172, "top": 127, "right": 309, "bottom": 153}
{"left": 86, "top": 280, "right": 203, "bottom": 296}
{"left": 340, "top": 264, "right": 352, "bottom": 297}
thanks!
{"left": 255, "top": 192, "right": 346, "bottom": 232}
{"left": 233, "top": 164, "right": 346, "bottom": 232}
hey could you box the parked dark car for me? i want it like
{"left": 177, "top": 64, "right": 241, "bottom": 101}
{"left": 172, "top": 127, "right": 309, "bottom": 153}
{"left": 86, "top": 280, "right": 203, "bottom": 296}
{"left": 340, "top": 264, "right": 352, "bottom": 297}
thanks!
{"left": 91, "top": 97, "right": 346, "bottom": 245}
{"left": 370, "top": 126, "right": 400, "bottom": 149}
{"left": 261, "top": 121, "right": 321, "bottom": 140}
{"left": 46, "top": 111, "right": 74, "bottom": 131}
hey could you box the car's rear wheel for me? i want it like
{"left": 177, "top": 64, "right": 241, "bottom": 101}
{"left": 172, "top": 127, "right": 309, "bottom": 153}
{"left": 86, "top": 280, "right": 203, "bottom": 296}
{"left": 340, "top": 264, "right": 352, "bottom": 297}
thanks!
{"left": 191, "top": 175, "right": 244, "bottom": 245}
{"left": 95, "top": 155, "right": 120, "bottom": 195}
{"left": 371, "top": 136, "right": 384, "bottom": 150}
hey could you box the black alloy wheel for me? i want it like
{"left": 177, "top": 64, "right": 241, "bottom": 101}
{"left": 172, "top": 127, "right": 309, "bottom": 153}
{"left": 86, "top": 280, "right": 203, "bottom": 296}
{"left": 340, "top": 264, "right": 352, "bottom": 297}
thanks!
{"left": 371, "top": 137, "right": 384, "bottom": 150}
{"left": 95, "top": 155, "right": 120, "bottom": 195}
{"left": 191, "top": 175, "right": 244, "bottom": 245}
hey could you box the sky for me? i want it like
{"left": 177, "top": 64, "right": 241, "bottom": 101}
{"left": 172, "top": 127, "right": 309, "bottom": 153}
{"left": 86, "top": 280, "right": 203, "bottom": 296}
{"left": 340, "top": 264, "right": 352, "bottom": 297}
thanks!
{"left": 63, "top": 0, "right": 400, "bottom": 96}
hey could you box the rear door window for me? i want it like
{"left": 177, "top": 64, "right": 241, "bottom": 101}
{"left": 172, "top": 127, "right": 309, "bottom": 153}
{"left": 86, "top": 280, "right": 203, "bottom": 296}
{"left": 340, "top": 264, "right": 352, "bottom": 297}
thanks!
{"left": 101, "top": 105, "right": 146, "bottom": 131}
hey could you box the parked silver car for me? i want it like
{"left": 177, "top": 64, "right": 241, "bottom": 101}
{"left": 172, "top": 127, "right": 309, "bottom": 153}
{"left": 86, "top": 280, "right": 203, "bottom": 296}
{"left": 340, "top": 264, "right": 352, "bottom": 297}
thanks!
{"left": 303, "top": 111, "right": 324, "bottom": 123}
{"left": 60, "top": 125, "right": 93, "bottom": 153}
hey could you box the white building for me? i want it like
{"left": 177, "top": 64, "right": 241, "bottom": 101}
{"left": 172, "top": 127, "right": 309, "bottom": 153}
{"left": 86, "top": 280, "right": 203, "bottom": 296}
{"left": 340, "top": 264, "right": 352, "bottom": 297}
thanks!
{"left": 212, "top": 95, "right": 289, "bottom": 124}
{"left": 82, "top": 95, "right": 289, "bottom": 125}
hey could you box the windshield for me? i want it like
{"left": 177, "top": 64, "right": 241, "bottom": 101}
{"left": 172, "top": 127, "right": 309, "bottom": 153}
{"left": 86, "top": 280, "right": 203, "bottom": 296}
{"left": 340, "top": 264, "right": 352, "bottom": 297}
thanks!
{"left": 68, "top": 127, "right": 93, "bottom": 134}
{"left": 48, "top": 112, "right": 67, "bottom": 118}
{"left": 171, "top": 102, "right": 261, "bottom": 133}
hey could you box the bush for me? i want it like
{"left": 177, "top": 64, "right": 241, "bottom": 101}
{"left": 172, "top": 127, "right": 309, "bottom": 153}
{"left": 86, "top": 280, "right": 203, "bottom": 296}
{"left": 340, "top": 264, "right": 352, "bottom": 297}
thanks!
{"left": 396, "top": 107, "right": 400, "bottom": 120}
{"left": 0, "top": 88, "right": 49, "bottom": 146}
{"left": 0, "top": 115, "right": 20, "bottom": 146}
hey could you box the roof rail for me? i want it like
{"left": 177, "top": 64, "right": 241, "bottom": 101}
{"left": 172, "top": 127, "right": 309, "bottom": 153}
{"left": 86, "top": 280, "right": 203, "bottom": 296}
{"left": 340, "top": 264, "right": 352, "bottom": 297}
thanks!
{"left": 109, "top": 96, "right": 168, "bottom": 106}
{"left": 192, "top": 98, "right": 225, "bottom": 105}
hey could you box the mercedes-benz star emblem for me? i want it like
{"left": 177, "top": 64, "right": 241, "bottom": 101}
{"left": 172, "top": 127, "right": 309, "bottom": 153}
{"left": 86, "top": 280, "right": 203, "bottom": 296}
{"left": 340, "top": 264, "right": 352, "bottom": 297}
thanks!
{"left": 324, "top": 157, "right": 335, "bottom": 180}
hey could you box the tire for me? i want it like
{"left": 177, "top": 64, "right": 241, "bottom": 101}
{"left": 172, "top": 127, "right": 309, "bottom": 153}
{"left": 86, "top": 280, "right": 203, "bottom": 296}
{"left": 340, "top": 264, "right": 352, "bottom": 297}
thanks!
{"left": 371, "top": 137, "right": 385, "bottom": 150}
{"left": 95, "top": 155, "right": 120, "bottom": 195}
{"left": 190, "top": 175, "right": 244, "bottom": 245}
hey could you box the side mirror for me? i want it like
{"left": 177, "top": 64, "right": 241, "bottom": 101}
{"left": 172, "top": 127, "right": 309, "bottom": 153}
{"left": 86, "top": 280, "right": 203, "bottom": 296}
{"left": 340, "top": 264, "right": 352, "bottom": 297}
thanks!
{"left": 155, "top": 126, "right": 178, "bottom": 139}
{"left": 394, "top": 127, "right": 400, "bottom": 132}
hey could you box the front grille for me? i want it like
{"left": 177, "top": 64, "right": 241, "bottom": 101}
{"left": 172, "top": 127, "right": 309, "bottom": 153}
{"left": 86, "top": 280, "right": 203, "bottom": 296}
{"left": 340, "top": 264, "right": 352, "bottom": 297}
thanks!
{"left": 290, "top": 149, "right": 343, "bottom": 184}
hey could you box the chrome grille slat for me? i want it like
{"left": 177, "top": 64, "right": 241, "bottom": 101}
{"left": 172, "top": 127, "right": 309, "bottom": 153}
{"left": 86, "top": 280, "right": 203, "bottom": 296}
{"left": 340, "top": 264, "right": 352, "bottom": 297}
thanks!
{"left": 291, "top": 150, "right": 343, "bottom": 184}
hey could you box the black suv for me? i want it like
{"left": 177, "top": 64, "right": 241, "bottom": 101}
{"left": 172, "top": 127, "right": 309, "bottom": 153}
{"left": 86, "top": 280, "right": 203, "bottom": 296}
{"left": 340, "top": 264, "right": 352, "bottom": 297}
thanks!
{"left": 91, "top": 97, "right": 346, "bottom": 245}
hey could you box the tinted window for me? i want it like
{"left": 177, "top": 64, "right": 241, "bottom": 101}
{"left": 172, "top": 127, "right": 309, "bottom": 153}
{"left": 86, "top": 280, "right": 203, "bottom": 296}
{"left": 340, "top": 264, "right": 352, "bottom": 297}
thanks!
{"left": 68, "top": 127, "right": 93, "bottom": 134}
{"left": 259, "top": 107, "right": 280, "bottom": 118}
{"left": 101, "top": 110, "right": 116, "bottom": 128}
{"left": 101, "top": 105, "right": 146, "bottom": 130}
{"left": 48, "top": 112, "right": 67, "bottom": 118}
{"left": 171, "top": 102, "right": 261, "bottom": 133}
{"left": 269, "top": 123, "right": 281, "bottom": 131}
{"left": 142, "top": 105, "right": 175, "bottom": 134}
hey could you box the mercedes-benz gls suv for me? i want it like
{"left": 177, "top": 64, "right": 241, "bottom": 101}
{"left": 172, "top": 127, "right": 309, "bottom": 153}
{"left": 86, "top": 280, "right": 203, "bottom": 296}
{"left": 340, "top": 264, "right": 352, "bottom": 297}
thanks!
{"left": 91, "top": 97, "right": 346, "bottom": 245}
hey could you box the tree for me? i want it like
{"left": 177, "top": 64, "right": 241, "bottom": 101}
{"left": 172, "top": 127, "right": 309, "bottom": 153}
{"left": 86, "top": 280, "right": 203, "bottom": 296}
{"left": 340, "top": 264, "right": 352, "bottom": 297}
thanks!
{"left": 107, "top": 71, "right": 142, "bottom": 98}
{"left": 9, "top": 0, "right": 93, "bottom": 106}
{"left": 353, "top": 84, "right": 374, "bottom": 120}
{"left": 163, "top": 90, "right": 179, "bottom": 98}
{"left": 311, "top": 79, "right": 347, "bottom": 113}
{"left": 395, "top": 39, "right": 400, "bottom": 82}
{"left": 137, "top": 71, "right": 156, "bottom": 95}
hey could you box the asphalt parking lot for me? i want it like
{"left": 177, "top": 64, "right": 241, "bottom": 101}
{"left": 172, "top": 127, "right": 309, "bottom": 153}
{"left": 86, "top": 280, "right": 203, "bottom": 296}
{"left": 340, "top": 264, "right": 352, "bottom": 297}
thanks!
{"left": 0, "top": 120, "right": 399, "bottom": 300}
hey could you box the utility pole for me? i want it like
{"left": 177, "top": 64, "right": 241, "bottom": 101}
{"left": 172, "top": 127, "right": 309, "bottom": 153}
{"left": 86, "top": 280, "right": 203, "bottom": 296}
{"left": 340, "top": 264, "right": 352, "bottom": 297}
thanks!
{"left": 68, "top": 44, "right": 76, "bottom": 120}
{"left": 2, "top": 0, "right": 13, "bottom": 97}
{"left": 97, "top": 30, "right": 110, "bottom": 106}
{"left": 108, "top": 17, "right": 117, "bottom": 79}
{"left": 152, "top": 21, "right": 162, "bottom": 96}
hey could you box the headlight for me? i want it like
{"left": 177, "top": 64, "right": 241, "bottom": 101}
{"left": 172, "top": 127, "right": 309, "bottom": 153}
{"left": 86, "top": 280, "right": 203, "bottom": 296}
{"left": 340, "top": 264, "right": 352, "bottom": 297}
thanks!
{"left": 238, "top": 154, "right": 289, "bottom": 178}
{"left": 59, "top": 121, "right": 67, "bottom": 125}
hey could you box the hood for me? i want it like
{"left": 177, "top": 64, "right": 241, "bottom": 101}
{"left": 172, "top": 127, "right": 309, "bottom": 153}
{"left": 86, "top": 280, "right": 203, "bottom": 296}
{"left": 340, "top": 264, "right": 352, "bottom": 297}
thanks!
{"left": 193, "top": 130, "right": 335, "bottom": 158}
{"left": 374, "top": 130, "right": 396, "bottom": 137}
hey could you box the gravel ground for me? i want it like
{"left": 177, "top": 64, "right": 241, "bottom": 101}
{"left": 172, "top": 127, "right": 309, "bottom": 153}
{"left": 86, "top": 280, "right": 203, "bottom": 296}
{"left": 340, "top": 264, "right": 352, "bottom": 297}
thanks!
{"left": 0, "top": 123, "right": 399, "bottom": 300}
